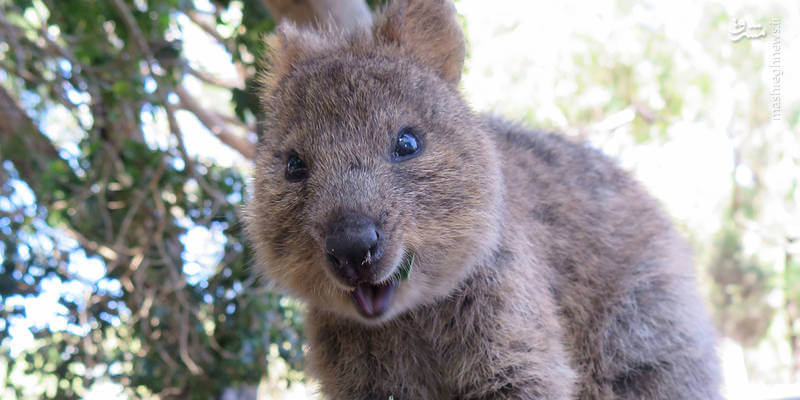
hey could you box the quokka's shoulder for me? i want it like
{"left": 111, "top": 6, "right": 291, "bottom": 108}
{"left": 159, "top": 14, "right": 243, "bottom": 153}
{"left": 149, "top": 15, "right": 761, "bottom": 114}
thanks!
{"left": 481, "top": 114, "right": 633, "bottom": 190}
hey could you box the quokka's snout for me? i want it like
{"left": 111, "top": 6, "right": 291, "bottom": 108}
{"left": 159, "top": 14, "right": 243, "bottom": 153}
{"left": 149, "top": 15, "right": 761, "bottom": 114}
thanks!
{"left": 323, "top": 210, "right": 385, "bottom": 286}
{"left": 321, "top": 208, "right": 406, "bottom": 319}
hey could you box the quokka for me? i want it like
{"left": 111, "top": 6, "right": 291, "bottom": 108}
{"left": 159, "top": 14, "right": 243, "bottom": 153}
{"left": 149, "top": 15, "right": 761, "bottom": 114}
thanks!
{"left": 245, "top": 0, "right": 721, "bottom": 398}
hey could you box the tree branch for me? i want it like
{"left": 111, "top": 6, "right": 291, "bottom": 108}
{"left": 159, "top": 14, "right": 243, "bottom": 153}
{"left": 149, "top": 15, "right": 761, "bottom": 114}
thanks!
{"left": 0, "top": 7, "right": 26, "bottom": 78}
{"left": 112, "top": 0, "right": 255, "bottom": 161}
{"left": 185, "top": 10, "right": 235, "bottom": 54}
{"left": 214, "top": 110, "right": 254, "bottom": 132}
{"left": 174, "top": 85, "right": 255, "bottom": 159}
{"left": 0, "top": 86, "right": 66, "bottom": 192}
{"left": 110, "top": 0, "right": 158, "bottom": 71}
{"left": 185, "top": 64, "right": 243, "bottom": 90}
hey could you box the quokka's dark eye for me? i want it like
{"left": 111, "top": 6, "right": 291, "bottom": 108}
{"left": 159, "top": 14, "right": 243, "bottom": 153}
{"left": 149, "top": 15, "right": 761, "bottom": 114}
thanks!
{"left": 392, "top": 127, "right": 422, "bottom": 161}
{"left": 285, "top": 151, "right": 308, "bottom": 182}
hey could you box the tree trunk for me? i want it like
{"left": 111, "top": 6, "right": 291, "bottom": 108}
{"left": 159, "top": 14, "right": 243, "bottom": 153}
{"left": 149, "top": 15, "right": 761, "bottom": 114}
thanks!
{"left": 261, "top": 0, "right": 372, "bottom": 31}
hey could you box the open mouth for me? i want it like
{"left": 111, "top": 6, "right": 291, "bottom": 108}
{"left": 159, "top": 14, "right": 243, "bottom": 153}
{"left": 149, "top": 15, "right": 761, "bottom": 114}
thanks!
{"left": 351, "top": 281, "right": 398, "bottom": 318}
{"left": 349, "top": 252, "right": 414, "bottom": 319}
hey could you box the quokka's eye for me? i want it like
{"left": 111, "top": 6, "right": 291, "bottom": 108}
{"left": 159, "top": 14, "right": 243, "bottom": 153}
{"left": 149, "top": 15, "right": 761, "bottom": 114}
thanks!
{"left": 285, "top": 151, "right": 308, "bottom": 182}
{"left": 392, "top": 127, "right": 422, "bottom": 162}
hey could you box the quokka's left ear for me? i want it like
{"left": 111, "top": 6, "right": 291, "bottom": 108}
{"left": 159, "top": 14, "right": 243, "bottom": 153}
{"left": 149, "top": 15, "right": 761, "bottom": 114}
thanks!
{"left": 259, "top": 21, "right": 332, "bottom": 94}
{"left": 373, "top": 0, "right": 466, "bottom": 86}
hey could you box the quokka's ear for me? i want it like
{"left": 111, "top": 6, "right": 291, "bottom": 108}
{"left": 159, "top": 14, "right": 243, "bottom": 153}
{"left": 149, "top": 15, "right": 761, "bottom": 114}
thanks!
{"left": 259, "top": 22, "right": 331, "bottom": 92}
{"left": 374, "top": 0, "right": 466, "bottom": 86}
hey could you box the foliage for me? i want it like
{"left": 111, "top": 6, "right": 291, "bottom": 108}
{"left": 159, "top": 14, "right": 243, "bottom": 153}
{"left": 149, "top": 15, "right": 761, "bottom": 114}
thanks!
{"left": 0, "top": 0, "right": 307, "bottom": 398}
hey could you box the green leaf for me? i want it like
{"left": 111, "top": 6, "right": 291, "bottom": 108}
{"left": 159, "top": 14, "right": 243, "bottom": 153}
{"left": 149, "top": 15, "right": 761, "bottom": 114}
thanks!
{"left": 397, "top": 252, "right": 414, "bottom": 281}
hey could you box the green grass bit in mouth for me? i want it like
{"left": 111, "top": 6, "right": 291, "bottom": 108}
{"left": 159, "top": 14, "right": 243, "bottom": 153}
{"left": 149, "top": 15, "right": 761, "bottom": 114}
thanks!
{"left": 397, "top": 252, "right": 414, "bottom": 281}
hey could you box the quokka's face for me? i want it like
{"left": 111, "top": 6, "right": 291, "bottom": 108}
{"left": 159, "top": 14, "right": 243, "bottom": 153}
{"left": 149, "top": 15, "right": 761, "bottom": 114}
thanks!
{"left": 246, "top": 0, "right": 502, "bottom": 324}
{"left": 247, "top": 54, "right": 502, "bottom": 324}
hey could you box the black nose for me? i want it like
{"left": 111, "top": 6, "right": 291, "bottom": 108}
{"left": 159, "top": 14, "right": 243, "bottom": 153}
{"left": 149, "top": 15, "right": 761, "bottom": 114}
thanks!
{"left": 324, "top": 212, "right": 383, "bottom": 283}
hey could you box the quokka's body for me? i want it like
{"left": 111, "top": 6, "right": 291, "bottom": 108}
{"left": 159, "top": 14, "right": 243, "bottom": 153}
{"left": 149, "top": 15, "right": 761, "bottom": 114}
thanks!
{"left": 245, "top": 0, "right": 721, "bottom": 398}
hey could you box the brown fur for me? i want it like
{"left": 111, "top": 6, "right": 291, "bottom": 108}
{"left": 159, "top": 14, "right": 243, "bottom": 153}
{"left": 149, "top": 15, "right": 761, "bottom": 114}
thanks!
{"left": 245, "top": 0, "right": 721, "bottom": 398}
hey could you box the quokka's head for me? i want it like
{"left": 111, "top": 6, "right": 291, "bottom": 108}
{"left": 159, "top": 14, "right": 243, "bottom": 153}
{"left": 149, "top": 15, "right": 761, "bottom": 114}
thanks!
{"left": 246, "top": 0, "right": 503, "bottom": 325}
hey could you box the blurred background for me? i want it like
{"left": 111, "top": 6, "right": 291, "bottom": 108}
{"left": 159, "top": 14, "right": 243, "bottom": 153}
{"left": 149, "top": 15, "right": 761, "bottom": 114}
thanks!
{"left": 0, "top": 0, "right": 797, "bottom": 398}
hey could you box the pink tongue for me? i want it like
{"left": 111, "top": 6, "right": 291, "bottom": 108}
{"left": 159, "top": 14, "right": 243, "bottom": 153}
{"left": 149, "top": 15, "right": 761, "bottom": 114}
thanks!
{"left": 352, "top": 282, "right": 397, "bottom": 318}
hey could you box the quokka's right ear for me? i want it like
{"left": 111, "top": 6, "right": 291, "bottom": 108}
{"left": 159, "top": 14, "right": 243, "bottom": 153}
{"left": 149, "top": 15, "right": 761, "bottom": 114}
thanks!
{"left": 259, "top": 22, "right": 331, "bottom": 92}
{"left": 373, "top": 0, "right": 466, "bottom": 86}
